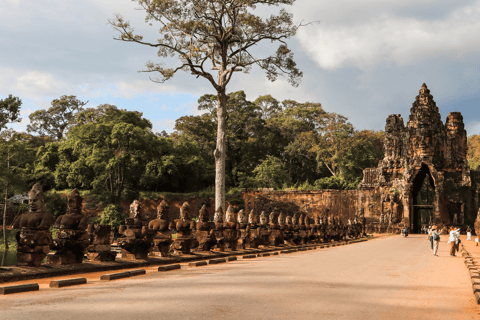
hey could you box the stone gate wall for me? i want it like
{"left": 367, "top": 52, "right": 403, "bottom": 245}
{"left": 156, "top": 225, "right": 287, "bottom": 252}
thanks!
{"left": 242, "top": 189, "right": 361, "bottom": 222}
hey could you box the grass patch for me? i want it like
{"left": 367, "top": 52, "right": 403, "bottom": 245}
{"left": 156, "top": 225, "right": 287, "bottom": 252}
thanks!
{"left": 0, "top": 229, "right": 17, "bottom": 252}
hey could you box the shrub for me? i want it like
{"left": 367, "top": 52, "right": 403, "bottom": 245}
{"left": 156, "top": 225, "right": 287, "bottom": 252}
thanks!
{"left": 98, "top": 204, "right": 127, "bottom": 235}
{"left": 44, "top": 191, "right": 68, "bottom": 220}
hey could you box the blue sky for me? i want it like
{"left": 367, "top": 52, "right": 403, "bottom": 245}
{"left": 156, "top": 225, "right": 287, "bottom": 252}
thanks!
{"left": 1, "top": 0, "right": 480, "bottom": 135}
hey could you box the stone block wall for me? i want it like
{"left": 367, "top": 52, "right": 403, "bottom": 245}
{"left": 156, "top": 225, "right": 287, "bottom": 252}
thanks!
{"left": 242, "top": 189, "right": 360, "bottom": 222}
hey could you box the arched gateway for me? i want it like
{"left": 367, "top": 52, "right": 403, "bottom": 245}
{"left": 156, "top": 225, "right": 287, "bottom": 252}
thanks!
{"left": 358, "top": 84, "right": 475, "bottom": 233}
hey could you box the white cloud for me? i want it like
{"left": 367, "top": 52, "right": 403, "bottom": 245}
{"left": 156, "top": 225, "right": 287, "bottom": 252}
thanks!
{"left": 294, "top": 1, "right": 480, "bottom": 70}
{"left": 153, "top": 119, "right": 176, "bottom": 133}
{"left": 20, "top": 108, "right": 34, "bottom": 115}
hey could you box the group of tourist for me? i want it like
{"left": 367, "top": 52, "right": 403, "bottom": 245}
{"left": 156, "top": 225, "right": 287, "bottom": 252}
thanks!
{"left": 426, "top": 224, "right": 477, "bottom": 256}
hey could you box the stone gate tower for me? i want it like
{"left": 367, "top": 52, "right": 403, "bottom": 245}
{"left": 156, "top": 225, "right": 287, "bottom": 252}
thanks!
{"left": 359, "top": 83, "right": 475, "bottom": 232}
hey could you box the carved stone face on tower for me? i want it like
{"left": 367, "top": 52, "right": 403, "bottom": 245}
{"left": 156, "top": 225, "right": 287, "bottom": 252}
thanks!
{"left": 314, "top": 215, "right": 320, "bottom": 224}
{"left": 157, "top": 200, "right": 170, "bottom": 219}
{"left": 28, "top": 183, "right": 45, "bottom": 213}
{"left": 130, "top": 200, "right": 142, "bottom": 218}
{"left": 180, "top": 202, "right": 190, "bottom": 220}
{"left": 67, "top": 188, "right": 82, "bottom": 215}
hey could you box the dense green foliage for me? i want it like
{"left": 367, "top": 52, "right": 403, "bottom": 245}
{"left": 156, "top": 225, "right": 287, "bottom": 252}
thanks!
{"left": 0, "top": 91, "right": 387, "bottom": 213}
{"left": 98, "top": 204, "right": 127, "bottom": 233}
{"left": 468, "top": 134, "right": 480, "bottom": 170}
{"left": 0, "top": 229, "right": 16, "bottom": 252}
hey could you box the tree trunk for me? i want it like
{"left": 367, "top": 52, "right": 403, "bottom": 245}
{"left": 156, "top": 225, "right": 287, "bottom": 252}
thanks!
{"left": 214, "top": 89, "right": 227, "bottom": 214}
{"left": 3, "top": 182, "right": 8, "bottom": 254}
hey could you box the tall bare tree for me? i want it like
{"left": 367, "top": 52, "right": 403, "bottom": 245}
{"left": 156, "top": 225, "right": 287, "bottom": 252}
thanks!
{"left": 109, "top": 0, "right": 303, "bottom": 212}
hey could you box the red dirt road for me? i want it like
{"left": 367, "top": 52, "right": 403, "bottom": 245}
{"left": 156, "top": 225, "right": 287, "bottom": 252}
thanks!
{"left": 1, "top": 235, "right": 479, "bottom": 320}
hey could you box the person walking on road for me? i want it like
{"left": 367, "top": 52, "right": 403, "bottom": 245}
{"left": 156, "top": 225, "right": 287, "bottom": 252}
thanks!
{"left": 432, "top": 226, "right": 441, "bottom": 256}
{"left": 448, "top": 227, "right": 460, "bottom": 256}
{"left": 428, "top": 226, "right": 433, "bottom": 251}
{"left": 467, "top": 226, "right": 472, "bottom": 241}
{"left": 454, "top": 228, "right": 461, "bottom": 253}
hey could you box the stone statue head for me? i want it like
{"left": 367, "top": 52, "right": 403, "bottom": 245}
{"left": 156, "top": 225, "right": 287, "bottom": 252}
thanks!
{"left": 130, "top": 200, "right": 142, "bottom": 219}
{"left": 278, "top": 212, "right": 286, "bottom": 225}
{"left": 237, "top": 209, "right": 247, "bottom": 223}
{"left": 157, "top": 200, "right": 170, "bottom": 220}
{"left": 259, "top": 211, "right": 267, "bottom": 224}
{"left": 28, "top": 183, "right": 45, "bottom": 213}
{"left": 214, "top": 206, "right": 224, "bottom": 223}
{"left": 248, "top": 210, "right": 257, "bottom": 224}
{"left": 292, "top": 213, "right": 298, "bottom": 226}
{"left": 226, "top": 205, "right": 236, "bottom": 223}
{"left": 286, "top": 215, "right": 292, "bottom": 225}
{"left": 180, "top": 202, "right": 190, "bottom": 220}
{"left": 269, "top": 212, "right": 275, "bottom": 224}
{"left": 314, "top": 215, "right": 320, "bottom": 225}
{"left": 67, "top": 188, "right": 82, "bottom": 215}
{"left": 198, "top": 204, "right": 208, "bottom": 222}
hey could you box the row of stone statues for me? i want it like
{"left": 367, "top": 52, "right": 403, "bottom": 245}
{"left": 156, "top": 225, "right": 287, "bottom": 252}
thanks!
{"left": 12, "top": 184, "right": 114, "bottom": 266}
{"left": 116, "top": 200, "right": 365, "bottom": 259}
{"left": 11, "top": 183, "right": 365, "bottom": 266}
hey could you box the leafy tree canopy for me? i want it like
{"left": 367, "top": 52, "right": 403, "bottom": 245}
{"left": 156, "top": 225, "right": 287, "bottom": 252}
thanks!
{"left": 27, "top": 95, "right": 87, "bottom": 140}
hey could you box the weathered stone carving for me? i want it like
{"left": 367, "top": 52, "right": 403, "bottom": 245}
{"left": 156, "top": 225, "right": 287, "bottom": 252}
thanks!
{"left": 258, "top": 211, "right": 271, "bottom": 247}
{"left": 148, "top": 200, "right": 173, "bottom": 257}
{"left": 117, "top": 200, "right": 151, "bottom": 260}
{"left": 237, "top": 209, "right": 248, "bottom": 249}
{"left": 86, "top": 224, "right": 114, "bottom": 261}
{"left": 213, "top": 207, "right": 225, "bottom": 251}
{"left": 244, "top": 210, "right": 260, "bottom": 249}
{"left": 13, "top": 184, "right": 54, "bottom": 266}
{"left": 268, "top": 211, "right": 284, "bottom": 246}
{"left": 170, "top": 202, "right": 198, "bottom": 254}
{"left": 298, "top": 213, "right": 308, "bottom": 245}
{"left": 283, "top": 214, "right": 294, "bottom": 246}
{"left": 48, "top": 188, "right": 90, "bottom": 265}
{"left": 474, "top": 208, "right": 480, "bottom": 238}
{"left": 223, "top": 205, "right": 240, "bottom": 251}
{"left": 194, "top": 204, "right": 217, "bottom": 252}
{"left": 358, "top": 84, "right": 474, "bottom": 232}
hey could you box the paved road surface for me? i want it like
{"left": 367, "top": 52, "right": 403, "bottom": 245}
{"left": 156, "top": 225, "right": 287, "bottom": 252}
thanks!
{"left": 1, "top": 235, "right": 479, "bottom": 320}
